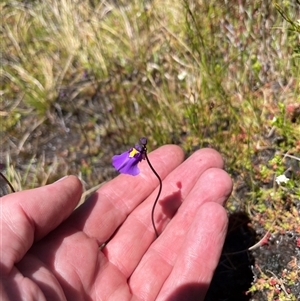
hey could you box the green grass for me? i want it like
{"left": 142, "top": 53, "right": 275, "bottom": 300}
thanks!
{"left": 1, "top": 0, "right": 300, "bottom": 299}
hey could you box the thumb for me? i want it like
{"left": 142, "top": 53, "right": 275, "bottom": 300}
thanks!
{"left": 0, "top": 175, "right": 82, "bottom": 273}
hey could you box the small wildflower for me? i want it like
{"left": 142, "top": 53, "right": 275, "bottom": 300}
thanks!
{"left": 112, "top": 144, "right": 145, "bottom": 176}
{"left": 275, "top": 174, "right": 289, "bottom": 185}
{"left": 112, "top": 137, "right": 162, "bottom": 238}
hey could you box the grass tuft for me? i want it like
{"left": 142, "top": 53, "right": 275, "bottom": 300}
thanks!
{"left": 1, "top": 0, "right": 300, "bottom": 299}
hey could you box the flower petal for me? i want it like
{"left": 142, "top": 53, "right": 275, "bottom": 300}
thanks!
{"left": 275, "top": 174, "right": 289, "bottom": 185}
{"left": 112, "top": 148, "right": 143, "bottom": 176}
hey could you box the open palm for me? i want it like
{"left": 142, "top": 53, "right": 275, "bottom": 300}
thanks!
{"left": 1, "top": 146, "right": 232, "bottom": 301}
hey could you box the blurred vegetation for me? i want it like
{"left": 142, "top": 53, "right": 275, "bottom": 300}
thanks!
{"left": 1, "top": 0, "right": 300, "bottom": 299}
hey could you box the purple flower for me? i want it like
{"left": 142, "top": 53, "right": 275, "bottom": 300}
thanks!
{"left": 112, "top": 144, "right": 145, "bottom": 176}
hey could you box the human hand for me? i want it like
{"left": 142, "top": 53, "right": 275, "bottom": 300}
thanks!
{"left": 0, "top": 146, "right": 232, "bottom": 301}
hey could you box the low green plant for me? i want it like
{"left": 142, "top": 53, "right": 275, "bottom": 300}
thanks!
{"left": 1, "top": 0, "right": 299, "bottom": 299}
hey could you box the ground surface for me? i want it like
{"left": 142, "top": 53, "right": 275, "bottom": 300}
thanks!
{"left": 2, "top": 105, "right": 299, "bottom": 301}
{"left": 1, "top": 1, "right": 300, "bottom": 300}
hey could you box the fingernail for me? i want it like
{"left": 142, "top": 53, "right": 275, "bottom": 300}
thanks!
{"left": 54, "top": 175, "right": 69, "bottom": 183}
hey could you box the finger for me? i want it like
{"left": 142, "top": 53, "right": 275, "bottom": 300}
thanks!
{"left": 128, "top": 168, "right": 232, "bottom": 299}
{"left": 156, "top": 202, "right": 228, "bottom": 301}
{"left": 0, "top": 176, "right": 82, "bottom": 273}
{"left": 68, "top": 145, "right": 185, "bottom": 243}
{"left": 1, "top": 265, "right": 48, "bottom": 301}
{"left": 103, "top": 148, "right": 226, "bottom": 278}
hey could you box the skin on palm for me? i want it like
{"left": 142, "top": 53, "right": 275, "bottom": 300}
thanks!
{"left": 0, "top": 146, "right": 232, "bottom": 301}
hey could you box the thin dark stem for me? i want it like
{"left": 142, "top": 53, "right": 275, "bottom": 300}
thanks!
{"left": 144, "top": 152, "right": 162, "bottom": 238}
{"left": 0, "top": 172, "right": 15, "bottom": 193}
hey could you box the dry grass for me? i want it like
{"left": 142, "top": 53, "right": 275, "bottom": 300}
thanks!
{"left": 1, "top": 0, "right": 300, "bottom": 299}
